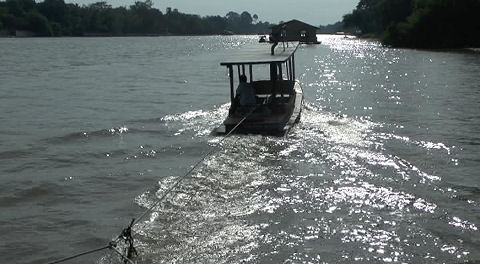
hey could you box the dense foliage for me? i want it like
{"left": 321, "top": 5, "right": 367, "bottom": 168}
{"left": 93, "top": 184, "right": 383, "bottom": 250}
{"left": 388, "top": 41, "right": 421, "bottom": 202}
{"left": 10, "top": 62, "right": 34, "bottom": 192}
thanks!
{"left": 318, "top": 21, "right": 343, "bottom": 34}
{"left": 0, "top": 0, "right": 273, "bottom": 36}
{"left": 343, "top": 0, "right": 480, "bottom": 48}
{"left": 343, "top": 0, "right": 413, "bottom": 36}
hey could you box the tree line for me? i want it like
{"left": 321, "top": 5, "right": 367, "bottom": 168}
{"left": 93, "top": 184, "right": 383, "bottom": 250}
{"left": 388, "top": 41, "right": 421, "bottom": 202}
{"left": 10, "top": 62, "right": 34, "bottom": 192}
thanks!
{"left": 0, "top": 0, "right": 273, "bottom": 36}
{"left": 342, "top": 0, "right": 480, "bottom": 48}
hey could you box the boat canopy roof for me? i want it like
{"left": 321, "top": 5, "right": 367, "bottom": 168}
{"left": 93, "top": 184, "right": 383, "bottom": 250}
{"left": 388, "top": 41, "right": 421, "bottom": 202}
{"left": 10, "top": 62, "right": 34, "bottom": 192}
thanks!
{"left": 220, "top": 42, "right": 299, "bottom": 66}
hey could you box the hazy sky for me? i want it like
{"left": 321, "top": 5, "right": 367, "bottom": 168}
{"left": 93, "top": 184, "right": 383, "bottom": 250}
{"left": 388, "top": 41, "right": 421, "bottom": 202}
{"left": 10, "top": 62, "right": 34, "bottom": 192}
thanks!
{"left": 66, "top": 0, "right": 359, "bottom": 25}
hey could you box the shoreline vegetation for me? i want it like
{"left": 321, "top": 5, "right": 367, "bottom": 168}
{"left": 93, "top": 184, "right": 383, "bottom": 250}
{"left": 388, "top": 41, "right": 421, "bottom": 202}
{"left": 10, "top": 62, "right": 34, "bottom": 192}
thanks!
{"left": 342, "top": 0, "right": 480, "bottom": 49}
{"left": 1, "top": 0, "right": 479, "bottom": 49}
{"left": 0, "top": 0, "right": 274, "bottom": 37}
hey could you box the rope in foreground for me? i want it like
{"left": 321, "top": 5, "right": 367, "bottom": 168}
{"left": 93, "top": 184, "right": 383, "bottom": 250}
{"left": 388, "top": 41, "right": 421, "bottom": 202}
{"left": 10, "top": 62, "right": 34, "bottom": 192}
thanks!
{"left": 45, "top": 108, "right": 256, "bottom": 264}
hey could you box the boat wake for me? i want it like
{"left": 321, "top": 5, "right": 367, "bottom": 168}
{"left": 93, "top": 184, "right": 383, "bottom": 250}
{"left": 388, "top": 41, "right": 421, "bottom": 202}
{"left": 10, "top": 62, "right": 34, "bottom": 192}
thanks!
{"left": 99, "top": 100, "right": 477, "bottom": 263}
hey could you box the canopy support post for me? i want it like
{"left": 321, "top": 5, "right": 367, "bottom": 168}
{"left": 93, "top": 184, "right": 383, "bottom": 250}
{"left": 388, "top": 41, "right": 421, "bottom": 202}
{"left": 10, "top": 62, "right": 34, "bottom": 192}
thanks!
{"left": 289, "top": 57, "right": 294, "bottom": 80}
{"left": 270, "top": 63, "right": 277, "bottom": 101}
{"left": 278, "top": 63, "right": 283, "bottom": 80}
{"left": 286, "top": 59, "right": 290, "bottom": 81}
{"left": 292, "top": 54, "right": 295, "bottom": 80}
{"left": 229, "top": 65, "right": 234, "bottom": 104}
{"left": 278, "top": 63, "right": 284, "bottom": 98}
{"left": 249, "top": 64, "right": 253, "bottom": 83}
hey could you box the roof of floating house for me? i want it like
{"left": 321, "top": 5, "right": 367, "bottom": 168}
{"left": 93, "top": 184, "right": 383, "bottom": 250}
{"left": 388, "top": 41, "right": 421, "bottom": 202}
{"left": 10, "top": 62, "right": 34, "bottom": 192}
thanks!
{"left": 271, "top": 19, "right": 319, "bottom": 30}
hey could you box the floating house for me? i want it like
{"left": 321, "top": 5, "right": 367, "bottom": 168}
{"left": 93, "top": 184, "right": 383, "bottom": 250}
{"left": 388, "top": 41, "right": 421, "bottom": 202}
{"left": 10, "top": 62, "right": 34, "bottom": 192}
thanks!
{"left": 270, "top": 19, "right": 320, "bottom": 44}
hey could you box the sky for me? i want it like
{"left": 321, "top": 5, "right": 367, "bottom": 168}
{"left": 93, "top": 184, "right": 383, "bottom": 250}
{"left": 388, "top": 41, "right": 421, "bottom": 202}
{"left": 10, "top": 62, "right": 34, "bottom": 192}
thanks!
{"left": 66, "top": 0, "right": 360, "bottom": 26}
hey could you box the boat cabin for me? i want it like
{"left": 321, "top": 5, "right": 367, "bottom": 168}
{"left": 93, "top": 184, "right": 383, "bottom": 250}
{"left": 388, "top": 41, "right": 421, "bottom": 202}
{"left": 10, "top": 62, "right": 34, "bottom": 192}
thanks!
{"left": 217, "top": 42, "right": 303, "bottom": 135}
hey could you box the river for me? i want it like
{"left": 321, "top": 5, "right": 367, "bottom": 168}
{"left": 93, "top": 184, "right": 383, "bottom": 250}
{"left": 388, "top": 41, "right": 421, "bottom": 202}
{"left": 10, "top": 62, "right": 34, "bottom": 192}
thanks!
{"left": 0, "top": 35, "right": 479, "bottom": 263}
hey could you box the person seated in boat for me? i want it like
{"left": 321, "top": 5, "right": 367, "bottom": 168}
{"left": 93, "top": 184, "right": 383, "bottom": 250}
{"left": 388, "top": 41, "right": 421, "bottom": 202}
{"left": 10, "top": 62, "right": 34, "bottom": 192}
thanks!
{"left": 235, "top": 74, "right": 256, "bottom": 108}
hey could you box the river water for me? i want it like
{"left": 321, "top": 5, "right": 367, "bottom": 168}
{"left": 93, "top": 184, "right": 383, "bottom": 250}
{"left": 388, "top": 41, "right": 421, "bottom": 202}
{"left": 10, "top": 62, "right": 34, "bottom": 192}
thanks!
{"left": 0, "top": 35, "right": 479, "bottom": 263}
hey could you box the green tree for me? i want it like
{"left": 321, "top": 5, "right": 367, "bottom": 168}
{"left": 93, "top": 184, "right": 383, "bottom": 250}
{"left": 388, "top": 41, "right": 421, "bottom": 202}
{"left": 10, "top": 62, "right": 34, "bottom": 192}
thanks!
{"left": 37, "top": 0, "right": 66, "bottom": 22}
{"left": 0, "top": 6, "right": 5, "bottom": 31}
{"left": 225, "top": 11, "right": 240, "bottom": 32}
{"left": 382, "top": 0, "right": 480, "bottom": 48}
{"left": 9, "top": 0, "right": 35, "bottom": 17}
{"left": 0, "top": 0, "right": 274, "bottom": 36}
{"left": 343, "top": 0, "right": 412, "bottom": 35}
{"left": 25, "top": 10, "right": 52, "bottom": 35}
{"left": 239, "top": 11, "right": 252, "bottom": 33}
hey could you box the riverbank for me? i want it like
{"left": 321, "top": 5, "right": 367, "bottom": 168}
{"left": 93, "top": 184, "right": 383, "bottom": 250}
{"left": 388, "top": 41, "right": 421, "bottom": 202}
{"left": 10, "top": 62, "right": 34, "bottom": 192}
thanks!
{"left": 0, "top": 32, "right": 261, "bottom": 38}
{"left": 343, "top": 0, "right": 480, "bottom": 50}
{"left": 0, "top": 0, "right": 272, "bottom": 38}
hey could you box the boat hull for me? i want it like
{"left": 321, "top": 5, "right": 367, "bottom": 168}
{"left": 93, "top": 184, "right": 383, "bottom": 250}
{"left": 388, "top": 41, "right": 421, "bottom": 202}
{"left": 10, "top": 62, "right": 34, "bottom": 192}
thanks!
{"left": 218, "top": 81, "right": 303, "bottom": 136}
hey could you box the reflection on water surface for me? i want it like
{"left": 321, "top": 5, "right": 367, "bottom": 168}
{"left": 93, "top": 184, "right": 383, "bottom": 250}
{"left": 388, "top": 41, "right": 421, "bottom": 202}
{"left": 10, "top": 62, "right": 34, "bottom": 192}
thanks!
{"left": 0, "top": 35, "right": 479, "bottom": 263}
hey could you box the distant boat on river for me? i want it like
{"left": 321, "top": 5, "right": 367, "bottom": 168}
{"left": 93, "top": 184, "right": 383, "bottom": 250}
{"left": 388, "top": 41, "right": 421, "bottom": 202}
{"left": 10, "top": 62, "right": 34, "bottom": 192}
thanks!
{"left": 221, "top": 30, "right": 234, "bottom": 35}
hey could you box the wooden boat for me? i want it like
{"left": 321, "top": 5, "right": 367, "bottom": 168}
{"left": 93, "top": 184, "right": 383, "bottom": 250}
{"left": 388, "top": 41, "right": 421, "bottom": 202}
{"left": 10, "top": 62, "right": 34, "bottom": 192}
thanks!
{"left": 216, "top": 42, "right": 303, "bottom": 135}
